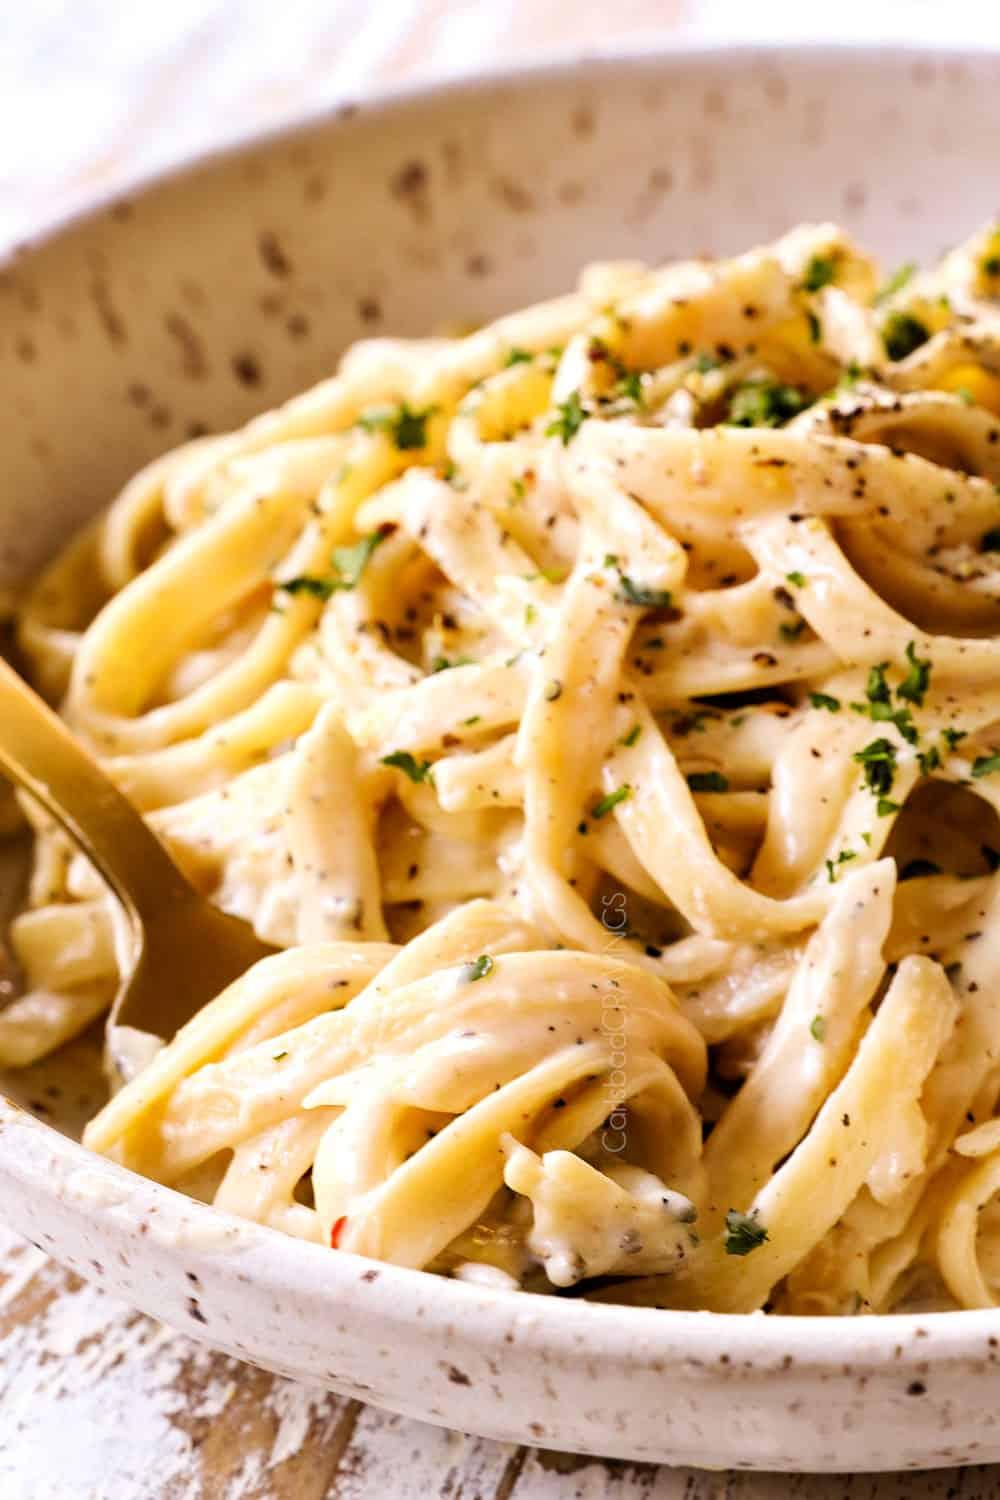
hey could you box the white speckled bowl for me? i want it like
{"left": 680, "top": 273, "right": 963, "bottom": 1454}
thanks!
{"left": 3, "top": 43, "right": 1000, "bottom": 1473}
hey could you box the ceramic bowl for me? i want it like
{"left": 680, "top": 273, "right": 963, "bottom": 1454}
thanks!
{"left": 3, "top": 43, "right": 1000, "bottom": 1472}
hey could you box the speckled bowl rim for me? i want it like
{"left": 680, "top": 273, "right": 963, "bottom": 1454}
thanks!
{"left": 4, "top": 37, "right": 1000, "bottom": 1381}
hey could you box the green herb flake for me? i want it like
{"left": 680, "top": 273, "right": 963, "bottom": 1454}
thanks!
{"left": 463, "top": 715, "right": 482, "bottom": 726}
{"left": 917, "top": 745, "right": 941, "bottom": 776}
{"left": 779, "top": 618, "right": 805, "bottom": 642}
{"left": 280, "top": 527, "right": 391, "bottom": 599}
{"left": 853, "top": 737, "right": 898, "bottom": 797}
{"left": 943, "top": 727, "right": 968, "bottom": 751}
{"left": 358, "top": 402, "right": 437, "bottom": 450}
{"left": 875, "top": 262, "right": 916, "bottom": 303}
{"left": 826, "top": 849, "right": 858, "bottom": 883}
{"left": 279, "top": 575, "right": 338, "bottom": 600}
{"left": 809, "top": 1015, "right": 827, "bottom": 1042}
{"left": 786, "top": 571, "right": 806, "bottom": 587}
{"left": 686, "top": 771, "right": 730, "bottom": 794}
{"left": 723, "top": 1208, "right": 769, "bottom": 1257}
{"left": 546, "top": 390, "right": 587, "bottom": 445}
{"left": 616, "top": 575, "right": 672, "bottom": 609}
{"left": 727, "top": 380, "right": 808, "bottom": 428}
{"left": 802, "top": 255, "right": 836, "bottom": 293}
{"left": 430, "top": 655, "right": 474, "bottom": 673}
{"left": 806, "top": 309, "right": 822, "bottom": 345}
{"left": 694, "top": 352, "right": 722, "bottom": 373}
{"left": 876, "top": 797, "right": 901, "bottom": 817}
{"left": 956, "top": 386, "right": 975, "bottom": 407}
{"left": 621, "top": 723, "right": 642, "bottom": 747}
{"left": 810, "top": 691, "right": 841, "bottom": 712}
{"left": 866, "top": 661, "right": 892, "bottom": 707}
{"left": 617, "top": 369, "right": 644, "bottom": 404}
{"left": 272, "top": 1049, "right": 289, "bottom": 1061}
{"left": 591, "top": 785, "right": 632, "bottom": 819}
{"left": 972, "top": 753, "right": 1000, "bottom": 780}
{"left": 381, "top": 751, "right": 433, "bottom": 783}
{"left": 461, "top": 954, "right": 495, "bottom": 982}
{"left": 896, "top": 640, "right": 932, "bottom": 707}
{"left": 882, "top": 312, "right": 930, "bottom": 362}
{"left": 505, "top": 347, "right": 534, "bottom": 366}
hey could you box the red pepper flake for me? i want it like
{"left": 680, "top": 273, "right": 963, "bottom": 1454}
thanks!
{"left": 330, "top": 1215, "right": 348, "bottom": 1249}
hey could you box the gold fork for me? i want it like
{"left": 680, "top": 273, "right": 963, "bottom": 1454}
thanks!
{"left": 0, "top": 656, "right": 276, "bottom": 1080}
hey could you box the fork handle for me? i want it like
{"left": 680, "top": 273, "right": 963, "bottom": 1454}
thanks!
{"left": 0, "top": 656, "right": 198, "bottom": 926}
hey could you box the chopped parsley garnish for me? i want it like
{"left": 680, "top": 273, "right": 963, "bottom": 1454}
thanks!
{"left": 727, "top": 379, "right": 808, "bottom": 428}
{"left": 980, "top": 527, "right": 1000, "bottom": 553}
{"left": 943, "top": 727, "right": 967, "bottom": 750}
{"left": 917, "top": 745, "right": 941, "bottom": 776}
{"left": 786, "top": 571, "right": 806, "bottom": 587}
{"left": 621, "top": 723, "right": 642, "bottom": 747}
{"left": 686, "top": 771, "right": 730, "bottom": 794}
{"left": 591, "top": 785, "right": 632, "bottom": 819}
{"left": 617, "top": 369, "right": 643, "bottom": 404}
{"left": 826, "top": 848, "right": 858, "bottom": 883}
{"left": 505, "top": 347, "right": 534, "bottom": 366}
{"left": 802, "top": 255, "right": 836, "bottom": 292}
{"left": 381, "top": 751, "right": 433, "bottom": 783}
{"left": 723, "top": 1208, "right": 769, "bottom": 1256}
{"left": 972, "top": 753, "right": 1000, "bottom": 779}
{"left": 810, "top": 1015, "right": 827, "bottom": 1042}
{"left": 810, "top": 691, "right": 841, "bottom": 712}
{"left": 546, "top": 390, "right": 587, "bottom": 445}
{"left": 897, "top": 640, "right": 932, "bottom": 706}
{"left": 693, "top": 352, "right": 722, "bottom": 373}
{"left": 850, "top": 657, "right": 918, "bottom": 742}
{"left": 615, "top": 574, "right": 672, "bottom": 609}
{"left": 430, "top": 655, "right": 474, "bottom": 673}
{"left": 875, "top": 262, "right": 916, "bottom": 303}
{"left": 280, "top": 575, "right": 338, "bottom": 600}
{"left": 882, "top": 312, "right": 930, "bottom": 362}
{"left": 865, "top": 661, "right": 891, "bottom": 708}
{"left": 956, "top": 386, "right": 975, "bottom": 407}
{"left": 876, "top": 797, "right": 901, "bottom": 817}
{"left": 279, "top": 528, "right": 389, "bottom": 599}
{"left": 461, "top": 954, "right": 495, "bottom": 982}
{"left": 835, "top": 361, "right": 863, "bottom": 392}
{"left": 853, "top": 738, "right": 898, "bottom": 797}
{"left": 806, "top": 309, "right": 822, "bottom": 345}
{"left": 779, "top": 618, "right": 805, "bottom": 642}
{"left": 358, "top": 401, "right": 437, "bottom": 450}
{"left": 899, "top": 859, "right": 941, "bottom": 881}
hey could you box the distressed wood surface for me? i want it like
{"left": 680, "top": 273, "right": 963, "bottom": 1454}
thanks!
{"left": 4, "top": 3, "right": 1000, "bottom": 1495}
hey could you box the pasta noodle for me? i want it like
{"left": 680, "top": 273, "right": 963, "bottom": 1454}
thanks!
{"left": 6, "top": 221, "right": 1000, "bottom": 1313}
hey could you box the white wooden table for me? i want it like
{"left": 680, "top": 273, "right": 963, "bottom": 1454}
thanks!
{"left": 4, "top": 4, "right": 1000, "bottom": 1495}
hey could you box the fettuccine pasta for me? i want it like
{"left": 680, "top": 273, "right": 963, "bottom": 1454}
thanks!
{"left": 6, "top": 221, "right": 1000, "bottom": 1314}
